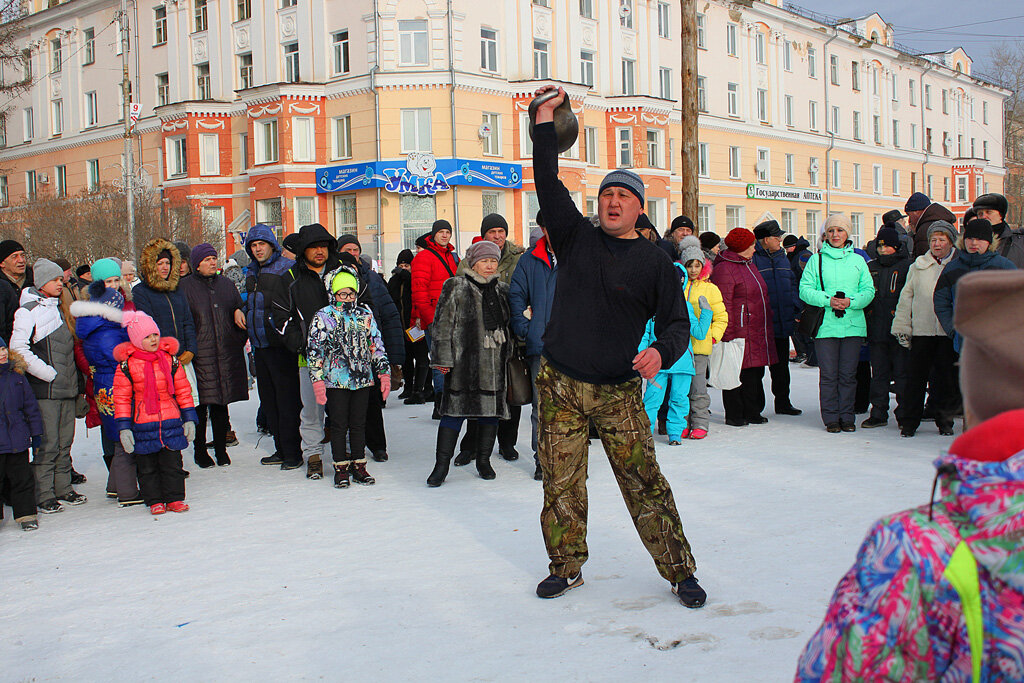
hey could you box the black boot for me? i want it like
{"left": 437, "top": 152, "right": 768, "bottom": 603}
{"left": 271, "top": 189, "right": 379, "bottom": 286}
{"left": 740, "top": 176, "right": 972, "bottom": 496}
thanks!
{"left": 432, "top": 392, "right": 442, "bottom": 420}
{"left": 427, "top": 427, "right": 460, "bottom": 487}
{"left": 454, "top": 420, "right": 477, "bottom": 466}
{"left": 475, "top": 422, "right": 498, "bottom": 481}
{"left": 194, "top": 449, "right": 215, "bottom": 469}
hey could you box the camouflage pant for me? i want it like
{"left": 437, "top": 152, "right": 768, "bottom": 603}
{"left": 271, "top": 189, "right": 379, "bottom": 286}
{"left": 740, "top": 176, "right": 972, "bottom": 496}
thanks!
{"left": 537, "top": 359, "right": 697, "bottom": 583}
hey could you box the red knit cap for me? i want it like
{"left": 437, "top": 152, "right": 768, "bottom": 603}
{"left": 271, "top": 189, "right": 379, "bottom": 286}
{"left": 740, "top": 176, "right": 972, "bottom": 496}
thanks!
{"left": 724, "top": 228, "right": 755, "bottom": 252}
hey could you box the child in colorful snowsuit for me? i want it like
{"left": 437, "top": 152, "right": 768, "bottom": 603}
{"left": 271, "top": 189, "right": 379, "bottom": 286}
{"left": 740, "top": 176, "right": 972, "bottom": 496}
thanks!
{"left": 680, "top": 236, "right": 728, "bottom": 439}
{"left": 306, "top": 271, "right": 390, "bottom": 489}
{"left": 639, "top": 260, "right": 713, "bottom": 444}
{"left": 0, "top": 336, "right": 43, "bottom": 531}
{"left": 112, "top": 311, "right": 197, "bottom": 515}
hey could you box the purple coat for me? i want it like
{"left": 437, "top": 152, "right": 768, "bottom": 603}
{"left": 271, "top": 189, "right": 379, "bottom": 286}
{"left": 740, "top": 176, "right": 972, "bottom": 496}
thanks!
{"left": 0, "top": 349, "right": 44, "bottom": 453}
{"left": 710, "top": 250, "right": 777, "bottom": 369}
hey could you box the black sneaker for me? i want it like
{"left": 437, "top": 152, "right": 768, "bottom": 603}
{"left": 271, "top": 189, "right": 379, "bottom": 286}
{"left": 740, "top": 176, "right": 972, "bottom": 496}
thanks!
{"left": 70, "top": 469, "right": 87, "bottom": 485}
{"left": 39, "top": 499, "right": 64, "bottom": 514}
{"left": 775, "top": 405, "right": 802, "bottom": 416}
{"left": 118, "top": 498, "right": 145, "bottom": 507}
{"left": 747, "top": 415, "right": 769, "bottom": 425}
{"left": 21, "top": 520, "right": 39, "bottom": 531}
{"left": 536, "top": 573, "right": 583, "bottom": 599}
{"left": 673, "top": 577, "right": 707, "bottom": 608}
{"left": 372, "top": 450, "right": 388, "bottom": 463}
{"left": 938, "top": 423, "right": 955, "bottom": 436}
{"left": 725, "top": 418, "right": 749, "bottom": 427}
{"left": 216, "top": 452, "right": 231, "bottom": 467}
{"left": 59, "top": 491, "right": 88, "bottom": 505}
{"left": 194, "top": 452, "right": 216, "bottom": 469}
{"left": 260, "top": 453, "right": 285, "bottom": 466}
{"left": 841, "top": 422, "right": 857, "bottom": 433}
{"left": 826, "top": 423, "right": 842, "bottom": 433}
{"left": 280, "top": 459, "right": 304, "bottom": 471}
{"left": 861, "top": 417, "right": 888, "bottom": 428}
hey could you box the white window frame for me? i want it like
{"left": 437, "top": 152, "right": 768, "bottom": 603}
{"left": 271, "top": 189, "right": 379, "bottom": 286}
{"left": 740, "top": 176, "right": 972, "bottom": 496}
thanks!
{"left": 830, "top": 105, "right": 840, "bottom": 136}
{"left": 783, "top": 40, "right": 793, "bottom": 71}
{"left": 85, "top": 91, "right": 98, "bottom": 128}
{"left": 659, "top": 67, "right": 672, "bottom": 100}
{"left": 256, "top": 198, "right": 283, "bottom": 228}
{"left": 157, "top": 73, "right": 170, "bottom": 106}
{"left": 657, "top": 2, "right": 670, "bottom": 39}
{"left": 646, "top": 129, "right": 662, "bottom": 169}
{"left": 196, "top": 63, "right": 211, "bottom": 100}
{"left": 831, "top": 158, "right": 840, "bottom": 189}
{"left": 580, "top": 50, "right": 595, "bottom": 88}
{"left": 809, "top": 157, "right": 819, "bottom": 186}
{"left": 399, "top": 20, "right": 429, "bottom": 66}
{"left": 728, "top": 146, "right": 741, "bottom": 179}
{"left": 238, "top": 54, "right": 253, "bottom": 90}
{"left": 292, "top": 117, "right": 315, "bottom": 162}
{"left": 86, "top": 158, "right": 99, "bottom": 192}
{"left": 756, "top": 147, "right": 770, "bottom": 182}
{"left": 50, "top": 99, "right": 63, "bottom": 135}
{"left": 621, "top": 58, "right": 636, "bottom": 96}
{"left": 784, "top": 95, "right": 794, "bottom": 126}
{"left": 829, "top": 54, "right": 839, "bottom": 85}
{"left": 698, "top": 76, "right": 707, "bottom": 112}
{"left": 727, "top": 82, "right": 739, "bottom": 117}
{"left": 725, "top": 205, "right": 745, "bottom": 230}
{"left": 254, "top": 119, "right": 279, "bottom": 164}
{"left": 26, "top": 170, "right": 36, "bottom": 201}
{"left": 199, "top": 133, "right": 220, "bottom": 175}
{"left": 194, "top": 0, "right": 208, "bottom": 33}
{"left": 892, "top": 169, "right": 900, "bottom": 196}
{"left": 757, "top": 89, "right": 769, "bottom": 123}
{"left": 333, "top": 30, "right": 350, "bottom": 75}
{"left": 726, "top": 24, "right": 737, "bottom": 57}
{"left": 154, "top": 6, "right": 167, "bottom": 45}
{"left": 755, "top": 32, "right": 766, "bottom": 65}
{"left": 333, "top": 115, "right": 352, "bottom": 160}
{"left": 481, "top": 112, "right": 501, "bottom": 156}
{"left": 284, "top": 43, "right": 299, "bottom": 83}
{"left": 696, "top": 13, "right": 706, "bottom": 49}
{"left": 785, "top": 153, "right": 794, "bottom": 184}
{"left": 533, "top": 40, "right": 549, "bottom": 80}
{"left": 55, "top": 164, "right": 66, "bottom": 197}
{"left": 853, "top": 111, "right": 861, "bottom": 141}
{"left": 83, "top": 27, "right": 95, "bottom": 65}
{"left": 480, "top": 28, "right": 498, "bottom": 74}
{"left": 892, "top": 120, "right": 900, "bottom": 148}
{"left": 401, "top": 108, "right": 431, "bottom": 153}
{"left": 167, "top": 135, "right": 187, "bottom": 176}
{"left": 617, "top": 127, "right": 632, "bottom": 168}
{"left": 807, "top": 46, "right": 817, "bottom": 78}
{"left": 698, "top": 142, "right": 709, "bottom": 177}
{"left": 809, "top": 101, "right": 818, "bottom": 131}
{"left": 24, "top": 107, "right": 34, "bottom": 141}
{"left": 852, "top": 163, "right": 861, "bottom": 191}
{"left": 872, "top": 164, "right": 882, "bottom": 194}
{"left": 294, "top": 196, "right": 316, "bottom": 228}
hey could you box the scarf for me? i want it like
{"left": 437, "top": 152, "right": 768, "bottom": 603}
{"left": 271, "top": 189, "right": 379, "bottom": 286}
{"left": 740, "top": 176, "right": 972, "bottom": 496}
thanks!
{"left": 133, "top": 349, "right": 174, "bottom": 415}
{"left": 468, "top": 274, "right": 506, "bottom": 349}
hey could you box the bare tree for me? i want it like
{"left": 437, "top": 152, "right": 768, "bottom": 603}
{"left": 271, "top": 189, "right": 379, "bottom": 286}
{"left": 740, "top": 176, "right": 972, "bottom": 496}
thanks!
{"left": 987, "top": 42, "right": 1024, "bottom": 227}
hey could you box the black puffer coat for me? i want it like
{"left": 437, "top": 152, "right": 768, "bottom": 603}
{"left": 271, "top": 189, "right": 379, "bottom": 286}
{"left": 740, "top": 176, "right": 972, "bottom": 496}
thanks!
{"left": 865, "top": 246, "right": 912, "bottom": 343}
{"left": 178, "top": 272, "right": 248, "bottom": 405}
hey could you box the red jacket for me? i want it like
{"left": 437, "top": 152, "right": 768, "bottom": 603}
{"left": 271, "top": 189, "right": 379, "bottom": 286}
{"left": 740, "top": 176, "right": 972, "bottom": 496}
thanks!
{"left": 411, "top": 235, "right": 459, "bottom": 328}
{"left": 710, "top": 250, "right": 778, "bottom": 369}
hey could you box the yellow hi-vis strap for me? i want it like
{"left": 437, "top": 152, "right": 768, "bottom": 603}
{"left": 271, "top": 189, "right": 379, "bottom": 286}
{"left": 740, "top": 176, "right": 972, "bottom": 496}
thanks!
{"left": 943, "top": 541, "right": 983, "bottom": 683}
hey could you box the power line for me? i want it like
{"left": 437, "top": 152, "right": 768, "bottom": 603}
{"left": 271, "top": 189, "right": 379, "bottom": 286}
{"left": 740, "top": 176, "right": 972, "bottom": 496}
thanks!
{"left": 893, "top": 14, "right": 1024, "bottom": 34}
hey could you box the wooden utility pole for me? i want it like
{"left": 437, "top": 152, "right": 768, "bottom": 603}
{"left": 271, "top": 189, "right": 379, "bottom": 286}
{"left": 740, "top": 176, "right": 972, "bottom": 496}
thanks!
{"left": 119, "top": 0, "right": 136, "bottom": 259}
{"left": 679, "top": 0, "right": 699, "bottom": 225}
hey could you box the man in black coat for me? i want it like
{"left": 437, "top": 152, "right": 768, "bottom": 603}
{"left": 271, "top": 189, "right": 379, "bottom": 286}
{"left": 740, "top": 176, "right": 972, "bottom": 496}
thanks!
{"left": 862, "top": 226, "right": 912, "bottom": 429}
{"left": 0, "top": 240, "right": 32, "bottom": 344}
{"left": 753, "top": 219, "right": 801, "bottom": 415}
{"left": 973, "top": 192, "right": 1024, "bottom": 268}
{"left": 388, "top": 249, "right": 429, "bottom": 403}
{"left": 335, "top": 236, "right": 405, "bottom": 463}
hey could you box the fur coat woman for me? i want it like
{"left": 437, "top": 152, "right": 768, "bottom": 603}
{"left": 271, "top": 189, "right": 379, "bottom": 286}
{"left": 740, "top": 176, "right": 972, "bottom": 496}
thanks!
{"left": 132, "top": 238, "right": 197, "bottom": 358}
{"left": 430, "top": 270, "right": 511, "bottom": 420}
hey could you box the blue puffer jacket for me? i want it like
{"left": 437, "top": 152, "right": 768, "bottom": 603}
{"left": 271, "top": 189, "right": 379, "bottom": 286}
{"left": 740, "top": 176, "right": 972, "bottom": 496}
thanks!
{"left": 132, "top": 238, "right": 197, "bottom": 358}
{"left": 70, "top": 294, "right": 129, "bottom": 441}
{"left": 0, "top": 348, "right": 43, "bottom": 453}
{"left": 509, "top": 237, "right": 558, "bottom": 358}
{"left": 753, "top": 241, "right": 799, "bottom": 338}
{"left": 639, "top": 263, "right": 713, "bottom": 374}
{"left": 244, "top": 225, "right": 299, "bottom": 350}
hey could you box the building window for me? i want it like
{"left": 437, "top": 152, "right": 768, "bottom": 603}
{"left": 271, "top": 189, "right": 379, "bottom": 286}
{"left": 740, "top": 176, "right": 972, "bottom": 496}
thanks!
{"left": 239, "top": 132, "right": 248, "bottom": 170}
{"left": 755, "top": 32, "right": 766, "bottom": 65}
{"left": 237, "top": 0, "right": 250, "bottom": 20}
{"left": 805, "top": 210, "right": 820, "bottom": 241}
{"left": 942, "top": 89, "right": 948, "bottom": 114}
{"left": 168, "top": 136, "right": 187, "bottom": 176}
{"left": 194, "top": 0, "right": 208, "bottom": 32}
{"left": 784, "top": 95, "right": 793, "bottom": 126}
{"left": 87, "top": 159, "right": 99, "bottom": 191}
{"left": 50, "top": 38, "right": 61, "bottom": 74}
{"left": 481, "top": 112, "right": 500, "bottom": 156}
{"left": 659, "top": 67, "right": 672, "bottom": 100}
{"left": 983, "top": 140, "right": 989, "bottom": 159}
{"left": 254, "top": 119, "right": 278, "bottom": 164}
{"left": 196, "top": 63, "right": 211, "bottom": 99}
{"left": 831, "top": 159, "right": 840, "bottom": 188}
{"left": 657, "top": 2, "right": 670, "bottom": 38}
{"left": 83, "top": 91, "right": 97, "bottom": 127}
{"left": 852, "top": 163, "right": 861, "bottom": 191}
{"left": 783, "top": 40, "right": 791, "bottom": 71}
{"left": 807, "top": 46, "right": 816, "bottom": 78}
{"left": 333, "top": 30, "right": 350, "bottom": 75}
{"left": 892, "top": 120, "right": 900, "bottom": 147}
{"left": 533, "top": 40, "right": 549, "bottom": 79}
{"left": 853, "top": 111, "right": 861, "bottom": 140}
{"left": 284, "top": 43, "right": 299, "bottom": 83}
{"left": 238, "top": 54, "right": 253, "bottom": 89}
{"left": 850, "top": 213, "right": 862, "bottom": 246}
{"left": 153, "top": 73, "right": 169, "bottom": 107}
{"left": 154, "top": 7, "right": 167, "bottom": 45}
{"left": 401, "top": 108, "right": 431, "bottom": 153}
{"left": 579, "top": 0, "right": 594, "bottom": 19}
{"left": 926, "top": 127, "right": 933, "bottom": 153}
{"left": 199, "top": 133, "right": 219, "bottom": 175}
{"left": 781, "top": 209, "right": 796, "bottom": 235}
{"left": 757, "top": 89, "right": 768, "bottom": 123}
{"left": 698, "top": 76, "right": 707, "bottom": 113}
{"left": 809, "top": 157, "right": 819, "bottom": 185}
{"left": 983, "top": 101, "right": 989, "bottom": 124}
{"left": 696, "top": 13, "right": 706, "bottom": 49}
{"left": 621, "top": 59, "right": 635, "bottom": 95}
{"left": 829, "top": 54, "right": 838, "bottom": 85}
{"left": 726, "top": 24, "right": 737, "bottom": 57}
{"left": 256, "top": 198, "right": 282, "bottom": 229}
{"left": 698, "top": 142, "right": 709, "bottom": 177}
{"left": 24, "top": 107, "right": 34, "bottom": 141}
{"left": 756, "top": 147, "right": 769, "bottom": 182}
{"left": 830, "top": 106, "right": 839, "bottom": 135}
{"left": 54, "top": 165, "right": 66, "bottom": 197}
{"left": 851, "top": 62, "right": 859, "bottom": 90}
{"left": 785, "top": 153, "right": 794, "bottom": 183}
{"left": 809, "top": 101, "right": 818, "bottom": 131}
{"left": 0, "top": 120, "right": 6, "bottom": 147}
{"left": 892, "top": 169, "right": 900, "bottom": 196}
{"left": 943, "top": 176, "right": 949, "bottom": 202}
{"left": 295, "top": 197, "right": 315, "bottom": 228}
{"left": 281, "top": 0, "right": 296, "bottom": 7}
{"left": 646, "top": 129, "right": 662, "bottom": 168}
{"left": 292, "top": 117, "right": 314, "bottom": 162}
{"left": 580, "top": 51, "right": 595, "bottom": 88}
{"left": 617, "top": 128, "right": 632, "bottom": 167}
{"left": 400, "top": 195, "right": 435, "bottom": 250}
{"left": 580, "top": 126, "right": 596, "bottom": 165}
{"left": 727, "top": 82, "right": 739, "bottom": 116}
{"left": 50, "top": 99, "right": 63, "bottom": 135}
{"left": 872, "top": 164, "right": 882, "bottom": 194}
{"left": 873, "top": 115, "right": 881, "bottom": 144}
{"left": 909, "top": 79, "right": 917, "bottom": 106}
{"left": 728, "top": 146, "right": 741, "bottom": 179}
{"left": 2, "top": 176, "right": 10, "bottom": 205}
{"left": 399, "top": 20, "right": 429, "bottom": 66}
{"left": 619, "top": 0, "right": 633, "bottom": 29}
{"left": 697, "top": 204, "right": 712, "bottom": 232}
{"left": 83, "top": 28, "right": 95, "bottom": 65}
{"left": 871, "top": 68, "right": 879, "bottom": 95}
{"left": 925, "top": 84, "right": 932, "bottom": 109}
{"left": 480, "top": 28, "right": 497, "bottom": 73}
{"left": 725, "top": 206, "right": 744, "bottom": 230}
{"left": 332, "top": 115, "right": 352, "bottom": 159}
{"left": 891, "top": 74, "right": 898, "bottom": 102}
{"left": 26, "top": 171, "right": 36, "bottom": 201}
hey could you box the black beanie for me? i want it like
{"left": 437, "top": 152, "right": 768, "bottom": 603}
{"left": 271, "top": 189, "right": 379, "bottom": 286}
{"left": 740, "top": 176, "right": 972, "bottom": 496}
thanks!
{"left": 782, "top": 235, "right": 798, "bottom": 249}
{"left": 480, "top": 213, "right": 508, "bottom": 238}
{"left": 699, "top": 232, "right": 721, "bottom": 251}
{"left": 337, "top": 234, "right": 361, "bottom": 252}
{"left": 0, "top": 239, "right": 24, "bottom": 264}
{"left": 396, "top": 249, "right": 414, "bottom": 266}
{"left": 964, "top": 218, "right": 994, "bottom": 243}
{"left": 670, "top": 215, "right": 695, "bottom": 232}
{"left": 75, "top": 264, "right": 92, "bottom": 278}
{"left": 431, "top": 219, "right": 453, "bottom": 238}
{"left": 875, "top": 226, "right": 902, "bottom": 249}
{"left": 635, "top": 213, "right": 658, "bottom": 237}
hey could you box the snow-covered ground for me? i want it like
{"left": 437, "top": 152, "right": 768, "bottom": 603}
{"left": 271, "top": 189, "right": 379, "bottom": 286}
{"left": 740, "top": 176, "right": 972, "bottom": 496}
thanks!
{"left": 1, "top": 365, "right": 956, "bottom": 681}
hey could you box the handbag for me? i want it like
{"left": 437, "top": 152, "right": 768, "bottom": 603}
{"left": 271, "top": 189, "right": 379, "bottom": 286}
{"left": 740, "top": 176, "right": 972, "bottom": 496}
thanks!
{"left": 506, "top": 345, "right": 533, "bottom": 407}
{"left": 708, "top": 337, "right": 745, "bottom": 390}
{"left": 797, "top": 253, "right": 826, "bottom": 338}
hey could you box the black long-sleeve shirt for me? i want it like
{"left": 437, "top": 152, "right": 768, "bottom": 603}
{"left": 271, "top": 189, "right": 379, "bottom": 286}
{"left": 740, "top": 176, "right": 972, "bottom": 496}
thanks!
{"left": 533, "top": 122, "right": 689, "bottom": 384}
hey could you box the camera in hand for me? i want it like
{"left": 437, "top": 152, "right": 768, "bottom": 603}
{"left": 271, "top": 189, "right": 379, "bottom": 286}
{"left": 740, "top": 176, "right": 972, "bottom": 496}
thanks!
{"left": 834, "top": 291, "right": 846, "bottom": 318}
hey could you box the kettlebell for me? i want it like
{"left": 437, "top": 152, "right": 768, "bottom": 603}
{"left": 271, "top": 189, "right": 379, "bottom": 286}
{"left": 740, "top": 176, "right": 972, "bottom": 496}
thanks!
{"left": 528, "top": 90, "right": 579, "bottom": 154}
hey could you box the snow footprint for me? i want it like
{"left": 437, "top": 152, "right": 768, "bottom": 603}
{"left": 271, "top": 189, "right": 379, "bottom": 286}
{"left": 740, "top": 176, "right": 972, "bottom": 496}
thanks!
{"left": 612, "top": 597, "right": 660, "bottom": 611}
{"left": 705, "top": 600, "right": 772, "bottom": 618}
{"left": 748, "top": 626, "right": 801, "bottom": 641}
{"left": 635, "top": 632, "right": 721, "bottom": 651}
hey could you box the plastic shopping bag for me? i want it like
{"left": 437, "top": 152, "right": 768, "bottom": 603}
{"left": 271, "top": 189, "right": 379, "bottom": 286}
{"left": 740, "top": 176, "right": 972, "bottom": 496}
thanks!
{"left": 708, "top": 338, "right": 745, "bottom": 391}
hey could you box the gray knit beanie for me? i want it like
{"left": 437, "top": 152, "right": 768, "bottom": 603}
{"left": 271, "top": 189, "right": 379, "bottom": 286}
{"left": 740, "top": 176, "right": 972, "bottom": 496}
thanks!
{"left": 33, "top": 258, "right": 64, "bottom": 287}
{"left": 927, "top": 220, "right": 958, "bottom": 245}
{"left": 465, "top": 240, "right": 501, "bottom": 268}
{"left": 679, "top": 236, "right": 705, "bottom": 265}
{"left": 599, "top": 169, "right": 645, "bottom": 205}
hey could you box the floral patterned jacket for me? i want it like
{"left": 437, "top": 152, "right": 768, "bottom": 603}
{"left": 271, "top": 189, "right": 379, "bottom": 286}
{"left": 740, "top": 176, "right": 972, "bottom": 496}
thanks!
{"left": 796, "top": 409, "right": 1024, "bottom": 682}
{"left": 306, "top": 301, "right": 389, "bottom": 391}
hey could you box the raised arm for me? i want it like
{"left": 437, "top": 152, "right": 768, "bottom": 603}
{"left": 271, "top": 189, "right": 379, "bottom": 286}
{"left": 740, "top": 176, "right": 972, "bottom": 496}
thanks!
{"left": 531, "top": 87, "right": 584, "bottom": 255}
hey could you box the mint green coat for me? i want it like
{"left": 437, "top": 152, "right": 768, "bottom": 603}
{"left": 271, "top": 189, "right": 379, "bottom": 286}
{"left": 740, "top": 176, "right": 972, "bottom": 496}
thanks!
{"left": 798, "top": 243, "right": 875, "bottom": 339}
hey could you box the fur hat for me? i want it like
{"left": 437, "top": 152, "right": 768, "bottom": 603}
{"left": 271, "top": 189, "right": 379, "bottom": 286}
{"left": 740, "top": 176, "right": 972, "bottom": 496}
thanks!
{"left": 480, "top": 213, "right": 508, "bottom": 238}
{"left": 91, "top": 258, "right": 122, "bottom": 283}
{"left": 927, "top": 220, "right": 958, "bottom": 245}
{"left": 599, "top": 169, "right": 645, "bottom": 205}
{"left": 122, "top": 310, "right": 160, "bottom": 348}
{"left": 724, "top": 228, "right": 755, "bottom": 253}
{"left": 465, "top": 240, "right": 501, "bottom": 267}
{"left": 33, "top": 258, "right": 63, "bottom": 287}
{"left": 964, "top": 219, "right": 994, "bottom": 244}
{"left": 972, "top": 192, "right": 1008, "bottom": 219}
{"left": 679, "top": 235, "right": 705, "bottom": 265}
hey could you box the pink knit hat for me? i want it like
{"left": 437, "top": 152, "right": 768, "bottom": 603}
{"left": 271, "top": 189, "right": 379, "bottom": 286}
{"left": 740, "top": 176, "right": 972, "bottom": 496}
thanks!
{"left": 122, "top": 310, "right": 160, "bottom": 348}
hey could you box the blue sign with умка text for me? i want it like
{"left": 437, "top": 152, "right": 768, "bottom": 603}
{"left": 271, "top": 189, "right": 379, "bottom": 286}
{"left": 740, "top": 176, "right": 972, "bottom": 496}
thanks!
{"left": 316, "top": 154, "right": 522, "bottom": 196}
